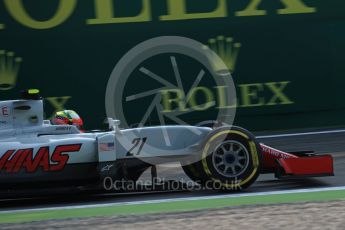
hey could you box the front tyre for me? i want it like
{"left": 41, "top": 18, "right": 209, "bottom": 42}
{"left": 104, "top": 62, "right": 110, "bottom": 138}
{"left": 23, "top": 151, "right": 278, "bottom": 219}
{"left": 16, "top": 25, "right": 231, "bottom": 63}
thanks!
{"left": 201, "top": 126, "right": 262, "bottom": 190}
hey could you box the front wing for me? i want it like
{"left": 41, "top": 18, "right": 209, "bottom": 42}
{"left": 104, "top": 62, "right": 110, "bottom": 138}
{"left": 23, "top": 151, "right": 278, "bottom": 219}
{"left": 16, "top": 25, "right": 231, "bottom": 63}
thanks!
{"left": 260, "top": 144, "right": 334, "bottom": 178}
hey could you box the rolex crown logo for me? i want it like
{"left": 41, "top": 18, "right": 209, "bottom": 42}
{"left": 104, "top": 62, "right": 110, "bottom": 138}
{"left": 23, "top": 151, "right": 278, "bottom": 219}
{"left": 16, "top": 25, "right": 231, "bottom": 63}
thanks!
{"left": 0, "top": 50, "right": 23, "bottom": 90}
{"left": 206, "top": 36, "right": 241, "bottom": 73}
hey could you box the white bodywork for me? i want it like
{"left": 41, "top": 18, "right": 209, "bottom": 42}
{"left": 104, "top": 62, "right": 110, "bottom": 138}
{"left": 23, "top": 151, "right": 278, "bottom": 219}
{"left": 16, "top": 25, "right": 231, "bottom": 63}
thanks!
{"left": 0, "top": 98, "right": 211, "bottom": 184}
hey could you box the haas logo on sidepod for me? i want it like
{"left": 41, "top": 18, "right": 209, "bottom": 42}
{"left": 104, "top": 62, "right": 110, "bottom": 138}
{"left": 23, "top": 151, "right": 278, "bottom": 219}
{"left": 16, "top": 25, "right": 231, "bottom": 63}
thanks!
{"left": 0, "top": 144, "right": 82, "bottom": 173}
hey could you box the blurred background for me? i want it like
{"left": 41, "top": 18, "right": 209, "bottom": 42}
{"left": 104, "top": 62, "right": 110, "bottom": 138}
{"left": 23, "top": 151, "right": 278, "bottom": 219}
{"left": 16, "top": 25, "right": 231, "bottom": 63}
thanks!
{"left": 1, "top": 0, "right": 344, "bottom": 132}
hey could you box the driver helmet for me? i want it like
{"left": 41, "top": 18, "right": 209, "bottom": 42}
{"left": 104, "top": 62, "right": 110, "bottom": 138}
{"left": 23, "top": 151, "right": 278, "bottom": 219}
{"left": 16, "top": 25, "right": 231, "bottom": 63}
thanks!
{"left": 51, "top": 110, "right": 83, "bottom": 130}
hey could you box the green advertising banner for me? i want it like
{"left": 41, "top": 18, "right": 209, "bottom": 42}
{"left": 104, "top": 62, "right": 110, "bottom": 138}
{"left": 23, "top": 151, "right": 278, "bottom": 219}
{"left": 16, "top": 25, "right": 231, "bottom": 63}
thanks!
{"left": 0, "top": 0, "right": 345, "bottom": 131}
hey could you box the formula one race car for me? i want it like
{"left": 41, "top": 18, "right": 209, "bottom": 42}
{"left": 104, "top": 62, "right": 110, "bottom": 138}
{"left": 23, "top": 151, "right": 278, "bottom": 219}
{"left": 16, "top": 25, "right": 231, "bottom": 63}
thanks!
{"left": 0, "top": 90, "right": 334, "bottom": 195}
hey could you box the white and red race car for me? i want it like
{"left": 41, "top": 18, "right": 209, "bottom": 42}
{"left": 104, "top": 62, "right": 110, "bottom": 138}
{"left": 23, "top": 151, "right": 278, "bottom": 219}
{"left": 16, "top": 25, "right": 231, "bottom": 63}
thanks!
{"left": 0, "top": 90, "right": 334, "bottom": 194}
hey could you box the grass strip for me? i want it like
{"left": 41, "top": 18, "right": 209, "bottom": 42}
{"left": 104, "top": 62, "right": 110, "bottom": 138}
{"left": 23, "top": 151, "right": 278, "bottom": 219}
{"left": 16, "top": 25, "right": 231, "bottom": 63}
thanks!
{"left": 0, "top": 190, "right": 344, "bottom": 224}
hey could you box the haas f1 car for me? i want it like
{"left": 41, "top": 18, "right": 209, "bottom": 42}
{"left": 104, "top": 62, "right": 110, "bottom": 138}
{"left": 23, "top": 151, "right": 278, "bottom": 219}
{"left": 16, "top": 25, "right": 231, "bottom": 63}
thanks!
{"left": 0, "top": 90, "right": 334, "bottom": 194}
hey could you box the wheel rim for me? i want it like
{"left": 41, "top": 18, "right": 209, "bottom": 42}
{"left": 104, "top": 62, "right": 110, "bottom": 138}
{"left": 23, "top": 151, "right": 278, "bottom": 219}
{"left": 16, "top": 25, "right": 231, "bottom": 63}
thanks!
{"left": 212, "top": 140, "right": 250, "bottom": 178}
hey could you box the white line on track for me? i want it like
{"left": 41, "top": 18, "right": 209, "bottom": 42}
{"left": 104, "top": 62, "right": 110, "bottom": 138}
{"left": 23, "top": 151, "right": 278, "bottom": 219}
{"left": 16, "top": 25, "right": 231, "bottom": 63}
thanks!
{"left": 257, "top": 129, "right": 345, "bottom": 139}
{"left": 1, "top": 186, "right": 345, "bottom": 214}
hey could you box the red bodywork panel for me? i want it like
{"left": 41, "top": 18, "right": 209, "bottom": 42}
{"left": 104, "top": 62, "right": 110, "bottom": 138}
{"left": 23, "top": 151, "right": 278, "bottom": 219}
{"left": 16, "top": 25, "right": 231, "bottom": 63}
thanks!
{"left": 260, "top": 144, "right": 334, "bottom": 178}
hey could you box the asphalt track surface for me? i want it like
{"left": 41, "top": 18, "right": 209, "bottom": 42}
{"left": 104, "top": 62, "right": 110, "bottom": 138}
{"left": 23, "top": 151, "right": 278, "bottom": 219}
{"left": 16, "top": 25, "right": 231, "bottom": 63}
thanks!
{"left": 0, "top": 130, "right": 345, "bottom": 212}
